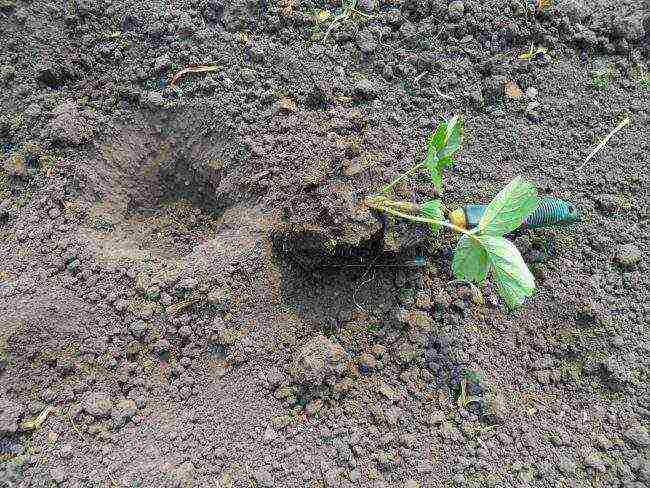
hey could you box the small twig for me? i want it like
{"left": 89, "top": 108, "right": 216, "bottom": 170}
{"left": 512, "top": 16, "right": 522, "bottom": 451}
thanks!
{"left": 434, "top": 87, "right": 455, "bottom": 101}
{"left": 324, "top": 261, "right": 425, "bottom": 268}
{"left": 353, "top": 268, "right": 376, "bottom": 314}
{"left": 577, "top": 116, "right": 631, "bottom": 170}
{"left": 67, "top": 410, "right": 88, "bottom": 444}
{"left": 413, "top": 72, "right": 427, "bottom": 84}
{"left": 170, "top": 65, "right": 220, "bottom": 87}
{"left": 166, "top": 297, "right": 201, "bottom": 315}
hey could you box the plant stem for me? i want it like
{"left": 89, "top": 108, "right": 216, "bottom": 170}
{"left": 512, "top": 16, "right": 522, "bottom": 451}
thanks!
{"left": 379, "top": 161, "right": 425, "bottom": 194}
{"left": 369, "top": 204, "right": 474, "bottom": 238}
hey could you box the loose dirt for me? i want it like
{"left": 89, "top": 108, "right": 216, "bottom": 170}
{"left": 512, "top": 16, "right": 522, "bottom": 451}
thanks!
{"left": 1, "top": 1, "right": 649, "bottom": 487}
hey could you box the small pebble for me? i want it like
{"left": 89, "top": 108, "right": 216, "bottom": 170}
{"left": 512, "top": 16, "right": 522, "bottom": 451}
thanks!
{"left": 525, "top": 87, "right": 538, "bottom": 98}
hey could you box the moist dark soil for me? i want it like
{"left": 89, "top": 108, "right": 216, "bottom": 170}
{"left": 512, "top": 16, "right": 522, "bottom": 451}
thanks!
{"left": 1, "top": 0, "right": 649, "bottom": 487}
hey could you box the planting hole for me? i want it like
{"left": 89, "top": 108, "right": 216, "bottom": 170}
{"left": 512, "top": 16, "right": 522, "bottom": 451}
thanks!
{"left": 81, "top": 132, "right": 228, "bottom": 263}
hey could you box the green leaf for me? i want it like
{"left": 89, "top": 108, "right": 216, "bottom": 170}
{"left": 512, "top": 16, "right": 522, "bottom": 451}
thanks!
{"left": 427, "top": 124, "right": 446, "bottom": 156}
{"left": 421, "top": 199, "right": 443, "bottom": 235}
{"left": 429, "top": 168, "right": 443, "bottom": 192}
{"left": 436, "top": 155, "right": 455, "bottom": 171}
{"left": 424, "top": 128, "right": 443, "bottom": 189}
{"left": 452, "top": 235, "right": 489, "bottom": 283}
{"left": 438, "top": 115, "right": 463, "bottom": 160}
{"left": 479, "top": 235, "right": 535, "bottom": 309}
{"left": 430, "top": 156, "right": 455, "bottom": 193}
{"left": 446, "top": 114, "right": 461, "bottom": 143}
{"left": 423, "top": 149, "right": 438, "bottom": 172}
{"left": 478, "top": 176, "right": 540, "bottom": 236}
{"left": 424, "top": 115, "right": 463, "bottom": 193}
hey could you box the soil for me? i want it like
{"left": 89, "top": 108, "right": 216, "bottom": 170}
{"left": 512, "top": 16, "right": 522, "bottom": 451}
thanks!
{"left": 1, "top": 0, "right": 649, "bottom": 487}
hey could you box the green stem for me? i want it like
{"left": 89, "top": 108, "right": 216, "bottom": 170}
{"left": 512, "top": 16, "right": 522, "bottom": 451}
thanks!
{"left": 379, "top": 161, "right": 426, "bottom": 194}
{"left": 371, "top": 205, "right": 474, "bottom": 238}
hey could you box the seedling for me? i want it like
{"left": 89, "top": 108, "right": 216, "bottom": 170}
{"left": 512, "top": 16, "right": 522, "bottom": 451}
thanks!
{"left": 365, "top": 115, "right": 542, "bottom": 309}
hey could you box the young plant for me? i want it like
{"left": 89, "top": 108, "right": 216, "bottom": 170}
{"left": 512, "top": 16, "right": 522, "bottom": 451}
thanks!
{"left": 378, "top": 114, "right": 462, "bottom": 196}
{"left": 366, "top": 115, "right": 541, "bottom": 309}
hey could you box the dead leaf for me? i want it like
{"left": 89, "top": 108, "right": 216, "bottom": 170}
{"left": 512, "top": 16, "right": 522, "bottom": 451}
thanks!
{"left": 170, "top": 65, "right": 220, "bottom": 87}
{"left": 48, "top": 431, "right": 60, "bottom": 443}
{"left": 377, "top": 382, "right": 400, "bottom": 401}
{"left": 504, "top": 80, "right": 524, "bottom": 99}
{"left": 344, "top": 153, "right": 380, "bottom": 176}
{"left": 343, "top": 160, "right": 364, "bottom": 176}
{"left": 279, "top": 0, "right": 296, "bottom": 17}
{"left": 336, "top": 95, "right": 353, "bottom": 105}
{"left": 278, "top": 97, "right": 297, "bottom": 112}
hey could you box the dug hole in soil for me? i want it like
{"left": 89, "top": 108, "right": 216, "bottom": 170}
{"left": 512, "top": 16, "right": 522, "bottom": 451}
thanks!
{"left": 1, "top": 0, "right": 649, "bottom": 487}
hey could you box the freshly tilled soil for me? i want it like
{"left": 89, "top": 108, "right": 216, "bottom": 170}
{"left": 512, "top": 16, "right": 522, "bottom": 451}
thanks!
{"left": 1, "top": 0, "right": 649, "bottom": 487}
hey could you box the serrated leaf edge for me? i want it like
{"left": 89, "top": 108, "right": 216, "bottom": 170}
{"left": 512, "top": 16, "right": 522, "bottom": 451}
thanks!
{"left": 481, "top": 235, "right": 536, "bottom": 308}
{"left": 478, "top": 176, "right": 540, "bottom": 236}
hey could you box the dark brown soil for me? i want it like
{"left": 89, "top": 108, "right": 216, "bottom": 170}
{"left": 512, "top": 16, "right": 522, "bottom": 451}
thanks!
{"left": 1, "top": 0, "right": 649, "bottom": 487}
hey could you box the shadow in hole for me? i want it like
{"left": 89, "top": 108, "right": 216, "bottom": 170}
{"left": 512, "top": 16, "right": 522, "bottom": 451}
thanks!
{"left": 124, "top": 152, "right": 224, "bottom": 218}
{"left": 271, "top": 235, "right": 431, "bottom": 334}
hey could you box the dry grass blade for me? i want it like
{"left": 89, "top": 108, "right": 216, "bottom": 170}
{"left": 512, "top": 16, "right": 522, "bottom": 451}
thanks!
{"left": 322, "top": 11, "right": 349, "bottom": 43}
{"left": 67, "top": 410, "right": 89, "bottom": 444}
{"left": 170, "top": 65, "right": 220, "bottom": 87}
{"left": 166, "top": 297, "right": 201, "bottom": 315}
{"left": 518, "top": 44, "right": 548, "bottom": 61}
{"left": 434, "top": 87, "right": 455, "bottom": 100}
{"left": 20, "top": 406, "right": 54, "bottom": 430}
{"left": 578, "top": 116, "right": 631, "bottom": 170}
